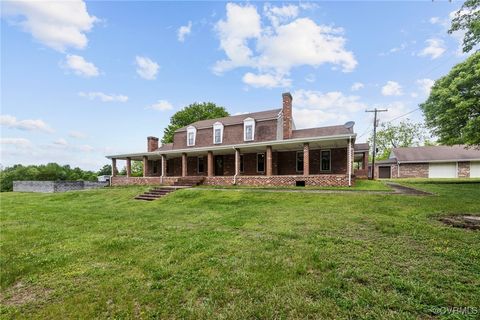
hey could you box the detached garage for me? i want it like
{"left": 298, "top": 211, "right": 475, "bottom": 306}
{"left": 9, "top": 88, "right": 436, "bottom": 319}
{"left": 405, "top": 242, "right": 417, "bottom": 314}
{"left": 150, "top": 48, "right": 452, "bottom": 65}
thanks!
{"left": 372, "top": 145, "right": 480, "bottom": 179}
{"left": 428, "top": 163, "right": 457, "bottom": 178}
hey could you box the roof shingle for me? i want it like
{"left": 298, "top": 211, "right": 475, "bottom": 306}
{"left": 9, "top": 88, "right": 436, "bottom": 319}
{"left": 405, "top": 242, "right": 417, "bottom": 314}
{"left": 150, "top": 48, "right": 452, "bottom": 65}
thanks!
{"left": 392, "top": 145, "right": 480, "bottom": 162}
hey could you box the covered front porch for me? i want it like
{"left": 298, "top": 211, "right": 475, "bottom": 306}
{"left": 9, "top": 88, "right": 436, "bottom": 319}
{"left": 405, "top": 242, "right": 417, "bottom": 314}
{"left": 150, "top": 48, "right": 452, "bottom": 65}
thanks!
{"left": 108, "top": 137, "right": 354, "bottom": 187}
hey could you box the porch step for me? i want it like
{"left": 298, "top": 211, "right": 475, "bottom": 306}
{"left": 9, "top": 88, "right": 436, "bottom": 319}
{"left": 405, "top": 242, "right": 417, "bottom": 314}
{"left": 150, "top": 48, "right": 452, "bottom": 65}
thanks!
{"left": 173, "top": 177, "right": 205, "bottom": 187}
{"left": 134, "top": 187, "right": 177, "bottom": 201}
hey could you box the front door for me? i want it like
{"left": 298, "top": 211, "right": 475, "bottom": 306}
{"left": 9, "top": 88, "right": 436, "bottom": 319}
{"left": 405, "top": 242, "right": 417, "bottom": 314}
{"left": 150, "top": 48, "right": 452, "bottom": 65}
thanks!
{"left": 214, "top": 155, "right": 224, "bottom": 176}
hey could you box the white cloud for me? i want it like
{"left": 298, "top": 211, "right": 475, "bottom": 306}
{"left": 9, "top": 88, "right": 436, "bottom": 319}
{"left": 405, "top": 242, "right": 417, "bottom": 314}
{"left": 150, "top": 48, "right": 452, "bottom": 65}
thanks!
{"left": 214, "top": 3, "right": 357, "bottom": 86}
{"left": 53, "top": 138, "right": 68, "bottom": 146}
{"left": 351, "top": 82, "right": 364, "bottom": 91}
{"left": 416, "top": 78, "right": 435, "bottom": 95}
{"left": 77, "top": 144, "right": 94, "bottom": 152}
{"left": 135, "top": 56, "right": 159, "bottom": 80}
{"left": 0, "top": 114, "right": 54, "bottom": 133}
{"left": 419, "top": 38, "right": 446, "bottom": 59}
{"left": 264, "top": 3, "right": 299, "bottom": 27}
{"left": 242, "top": 72, "right": 291, "bottom": 88}
{"left": 2, "top": 0, "right": 98, "bottom": 52}
{"left": 78, "top": 91, "right": 128, "bottom": 102}
{"left": 63, "top": 54, "right": 99, "bottom": 77}
{"left": 147, "top": 100, "right": 174, "bottom": 111}
{"left": 381, "top": 81, "right": 403, "bottom": 96}
{"left": 177, "top": 21, "right": 192, "bottom": 42}
{"left": 378, "top": 101, "right": 411, "bottom": 123}
{"left": 1, "top": 138, "right": 32, "bottom": 148}
{"left": 292, "top": 89, "right": 367, "bottom": 128}
{"left": 69, "top": 131, "right": 88, "bottom": 139}
{"left": 429, "top": 17, "right": 441, "bottom": 24}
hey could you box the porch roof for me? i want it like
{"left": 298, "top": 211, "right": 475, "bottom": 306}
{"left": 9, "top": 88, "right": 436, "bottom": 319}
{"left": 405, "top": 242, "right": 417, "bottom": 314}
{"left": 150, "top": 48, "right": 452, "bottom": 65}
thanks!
{"left": 106, "top": 133, "right": 356, "bottom": 160}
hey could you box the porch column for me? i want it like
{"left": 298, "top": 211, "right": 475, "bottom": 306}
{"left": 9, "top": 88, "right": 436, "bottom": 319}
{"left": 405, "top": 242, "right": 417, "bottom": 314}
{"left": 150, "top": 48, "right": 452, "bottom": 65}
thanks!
{"left": 142, "top": 156, "right": 148, "bottom": 177}
{"left": 182, "top": 153, "right": 187, "bottom": 177}
{"left": 161, "top": 155, "right": 167, "bottom": 177}
{"left": 363, "top": 151, "right": 368, "bottom": 170}
{"left": 266, "top": 146, "right": 273, "bottom": 176}
{"left": 126, "top": 157, "right": 132, "bottom": 177}
{"left": 207, "top": 151, "right": 213, "bottom": 177}
{"left": 234, "top": 148, "right": 240, "bottom": 176}
{"left": 348, "top": 137, "right": 352, "bottom": 186}
{"left": 111, "top": 158, "right": 117, "bottom": 177}
{"left": 303, "top": 143, "right": 310, "bottom": 175}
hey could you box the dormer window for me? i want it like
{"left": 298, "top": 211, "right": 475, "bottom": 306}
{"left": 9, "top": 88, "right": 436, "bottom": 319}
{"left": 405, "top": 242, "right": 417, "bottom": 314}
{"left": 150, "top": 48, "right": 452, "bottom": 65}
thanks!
{"left": 243, "top": 118, "right": 255, "bottom": 141}
{"left": 187, "top": 126, "right": 196, "bottom": 146}
{"left": 213, "top": 122, "right": 224, "bottom": 144}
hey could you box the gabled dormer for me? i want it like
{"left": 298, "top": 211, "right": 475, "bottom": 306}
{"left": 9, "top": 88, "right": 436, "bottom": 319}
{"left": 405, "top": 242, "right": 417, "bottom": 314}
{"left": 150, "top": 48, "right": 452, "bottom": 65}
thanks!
{"left": 187, "top": 126, "right": 196, "bottom": 146}
{"left": 213, "top": 122, "right": 224, "bottom": 144}
{"left": 243, "top": 117, "right": 255, "bottom": 141}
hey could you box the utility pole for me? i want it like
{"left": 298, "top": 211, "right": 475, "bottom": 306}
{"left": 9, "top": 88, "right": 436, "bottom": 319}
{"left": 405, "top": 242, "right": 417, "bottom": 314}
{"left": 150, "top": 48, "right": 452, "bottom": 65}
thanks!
{"left": 366, "top": 108, "right": 388, "bottom": 180}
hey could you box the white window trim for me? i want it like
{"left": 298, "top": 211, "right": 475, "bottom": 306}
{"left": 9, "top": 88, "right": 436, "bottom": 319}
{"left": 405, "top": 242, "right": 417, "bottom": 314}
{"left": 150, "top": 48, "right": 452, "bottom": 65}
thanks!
{"left": 197, "top": 156, "right": 204, "bottom": 173}
{"left": 244, "top": 118, "right": 255, "bottom": 142}
{"left": 320, "top": 149, "right": 332, "bottom": 172}
{"left": 296, "top": 151, "right": 304, "bottom": 173}
{"left": 213, "top": 122, "right": 224, "bottom": 144}
{"left": 187, "top": 126, "right": 196, "bottom": 147}
{"left": 257, "top": 152, "right": 265, "bottom": 173}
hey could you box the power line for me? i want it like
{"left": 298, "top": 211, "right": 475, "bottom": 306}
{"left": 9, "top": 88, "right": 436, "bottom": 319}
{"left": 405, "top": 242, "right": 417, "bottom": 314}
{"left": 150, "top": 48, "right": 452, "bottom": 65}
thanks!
{"left": 384, "top": 107, "right": 421, "bottom": 124}
{"left": 366, "top": 108, "right": 388, "bottom": 180}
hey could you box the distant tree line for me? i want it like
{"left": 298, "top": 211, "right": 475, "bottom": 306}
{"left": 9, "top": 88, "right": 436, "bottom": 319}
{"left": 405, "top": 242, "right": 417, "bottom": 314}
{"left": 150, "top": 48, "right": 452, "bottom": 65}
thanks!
{"left": 0, "top": 163, "right": 98, "bottom": 192}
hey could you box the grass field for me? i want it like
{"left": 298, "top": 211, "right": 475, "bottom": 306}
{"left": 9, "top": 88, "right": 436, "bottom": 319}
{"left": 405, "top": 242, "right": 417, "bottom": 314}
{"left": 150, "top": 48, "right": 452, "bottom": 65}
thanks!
{"left": 1, "top": 182, "right": 479, "bottom": 319}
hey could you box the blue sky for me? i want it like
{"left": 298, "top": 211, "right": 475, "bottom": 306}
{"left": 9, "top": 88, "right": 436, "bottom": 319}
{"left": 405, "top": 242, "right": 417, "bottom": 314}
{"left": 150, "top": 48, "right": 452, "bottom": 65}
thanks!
{"left": 0, "top": 1, "right": 471, "bottom": 170}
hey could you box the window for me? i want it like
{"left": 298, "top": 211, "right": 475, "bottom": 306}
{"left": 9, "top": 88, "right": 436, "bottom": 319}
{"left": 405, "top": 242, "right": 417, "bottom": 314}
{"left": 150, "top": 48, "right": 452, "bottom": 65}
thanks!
{"left": 243, "top": 118, "right": 255, "bottom": 141}
{"left": 197, "top": 157, "right": 204, "bottom": 173}
{"left": 213, "top": 122, "right": 223, "bottom": 144}
{"left": 187, "top": 126, "right": 196, "bottom": 146}
{"left": 240, "top": 154, "right": 244, "bottom": 173}
{"left": 257, "top": 153, "right": 265, "bottom": 172}
{"left": 296, "top": 151, "right": 304, "bottom": 172}
{"left": 321, "top": 150, "right": 331, "bottom": 171}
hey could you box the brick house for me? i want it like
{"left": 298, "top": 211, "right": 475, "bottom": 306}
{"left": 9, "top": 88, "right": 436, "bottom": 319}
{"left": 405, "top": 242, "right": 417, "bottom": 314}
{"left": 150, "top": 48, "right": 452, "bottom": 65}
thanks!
{"left": 107, "top": 92, "right": 369, "bottom": 187}
{"left": 372, "top": 145, "right": 480, "bottom": 179}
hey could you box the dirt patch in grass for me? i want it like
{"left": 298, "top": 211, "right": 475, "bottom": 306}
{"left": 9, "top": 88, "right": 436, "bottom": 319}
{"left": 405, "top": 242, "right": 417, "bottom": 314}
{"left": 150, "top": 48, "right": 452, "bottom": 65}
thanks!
{"left": 0, "top": 281, "right": 52, "bottom": 306}
{"left": 439, "top": 215, "right": 480, "bottom": 230}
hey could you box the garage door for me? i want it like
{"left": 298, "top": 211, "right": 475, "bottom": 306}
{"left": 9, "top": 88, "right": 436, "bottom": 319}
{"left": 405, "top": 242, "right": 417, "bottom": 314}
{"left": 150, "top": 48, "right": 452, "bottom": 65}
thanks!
{"left": 378, "top": 166, "right": 391, "bottom": 178}
{"left": 470, "top": 162, "right": 480, "bottom": 178}
{"left": 428, "top": 162, "right": 457, "bottom": 178}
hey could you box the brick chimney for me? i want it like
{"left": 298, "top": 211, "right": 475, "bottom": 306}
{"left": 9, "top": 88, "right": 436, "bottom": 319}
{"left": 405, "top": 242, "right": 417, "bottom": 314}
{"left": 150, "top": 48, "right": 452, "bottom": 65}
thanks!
{"left": 147, "top": 136, "right": 159, "bottom": 152}
{"left": 282, "top": 92, "right": 293, "bottom": 139}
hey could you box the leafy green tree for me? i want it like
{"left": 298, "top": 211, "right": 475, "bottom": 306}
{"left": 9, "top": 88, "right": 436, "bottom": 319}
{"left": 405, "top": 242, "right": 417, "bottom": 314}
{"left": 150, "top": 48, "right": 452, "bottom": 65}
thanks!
{"left": 420, "top": 52, "right": 480, "bottom": 147}
{"left": 97, "top": 164, "right": 112, "bottom": 175}
{"left": 0, "top": 163, "right": 97, "bottom": 192}
{"left": 161, "top": 102, "right": 229, "bottom": 144}
{"left": 449, "top": 0, "right": 480, "bottom": 53}
{"left": 369, "top": 120, "right": 429, "bottom": 160}
{"left": 131, "top": 161, "right": 143, "bottom": 177}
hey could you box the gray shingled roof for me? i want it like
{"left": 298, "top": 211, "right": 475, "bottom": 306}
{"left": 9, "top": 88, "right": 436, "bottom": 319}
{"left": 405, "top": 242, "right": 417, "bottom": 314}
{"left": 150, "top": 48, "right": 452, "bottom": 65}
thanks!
{"left": 291, "top": 125, "right": 353, "bottom": 139}
{"left": 354, "top": 143, "right": 369, "bottom": 151}
{"left": 392, "top": 145, "right": 480, "bottom": 162}
{"left": 175, "top": 108, "right": 281, "bottom": 132}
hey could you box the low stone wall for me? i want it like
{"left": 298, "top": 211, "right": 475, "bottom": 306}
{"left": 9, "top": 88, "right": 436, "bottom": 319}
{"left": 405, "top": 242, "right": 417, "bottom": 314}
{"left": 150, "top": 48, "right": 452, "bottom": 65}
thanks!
{"left": 13, "top": 181, "right": 108, "bottom": 193}
{"left": 110, "top": 176, "right": 177, "bottom": 186}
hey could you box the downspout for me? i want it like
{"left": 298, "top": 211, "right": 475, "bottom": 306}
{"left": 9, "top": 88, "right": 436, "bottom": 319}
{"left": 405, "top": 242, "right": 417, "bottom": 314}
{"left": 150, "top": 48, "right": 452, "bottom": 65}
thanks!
{"left": 232, "top": 146, "right": 238, "bottom": 185}
{"left": 348, "top": 136, "right": 352, "bottom": 187}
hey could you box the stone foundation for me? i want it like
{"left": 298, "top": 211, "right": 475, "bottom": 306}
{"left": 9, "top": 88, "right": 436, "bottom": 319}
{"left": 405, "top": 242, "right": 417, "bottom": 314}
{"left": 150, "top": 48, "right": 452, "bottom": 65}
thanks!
{"left": 110, "top": 176, "right": 178, "bottom": 186}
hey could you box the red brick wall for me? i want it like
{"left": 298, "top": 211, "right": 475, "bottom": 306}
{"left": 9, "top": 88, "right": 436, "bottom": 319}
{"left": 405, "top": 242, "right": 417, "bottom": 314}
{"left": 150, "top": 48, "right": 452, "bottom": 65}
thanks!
{"left": 111, "top": 176, "right": 177, "bottom": 186}
{"left": 173, "top": 119, "right": 278, "bottom": 149}
{"left": 458, "top": 162, "right": 470, "bottom": 178}
{"left": 203, "top": 175, "right": 351, "bottom": 187}
{"left": 398, "top": 163, "right": 428, "bottom": 178}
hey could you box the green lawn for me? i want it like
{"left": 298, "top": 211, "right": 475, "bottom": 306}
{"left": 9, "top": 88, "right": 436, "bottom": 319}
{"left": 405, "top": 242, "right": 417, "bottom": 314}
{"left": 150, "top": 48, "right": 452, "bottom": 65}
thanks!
{"left": 1, "top": 183, "right": 479, "bottom": 319}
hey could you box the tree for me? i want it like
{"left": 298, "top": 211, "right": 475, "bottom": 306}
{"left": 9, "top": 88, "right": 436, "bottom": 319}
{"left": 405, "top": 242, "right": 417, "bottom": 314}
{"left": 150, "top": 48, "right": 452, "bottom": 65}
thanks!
{"left": 369, "top": 120, "right": 429, "bottom": 160}
{"left": 161, "top": 102, "right": 229, "bottom": 144}
{"left": 449, "top": 0, "right": 480, "bottom": 53}
{"left": 97, "top": 164, "right": 112, "bottom": 176}
{"left": 420, "top": 52, "right": 480, "bottom": 147}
